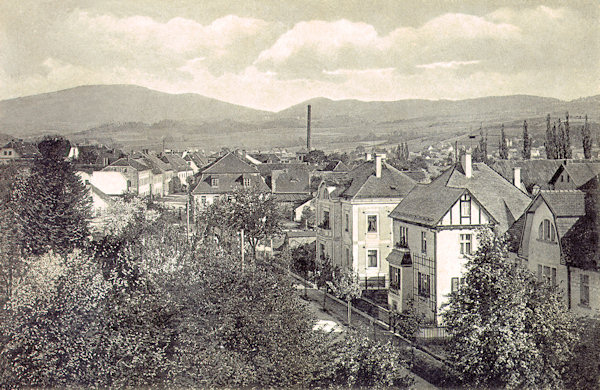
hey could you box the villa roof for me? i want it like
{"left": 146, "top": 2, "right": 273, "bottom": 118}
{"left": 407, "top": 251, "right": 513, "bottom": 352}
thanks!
{"left": 202, "top": 152, "right": 258, "bottom": 174}
{"left": 391, "top": 162, "right": 530, "bottom": 231}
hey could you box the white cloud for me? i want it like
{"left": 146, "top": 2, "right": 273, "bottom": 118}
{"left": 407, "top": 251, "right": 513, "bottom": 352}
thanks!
{"left": 416, "top": 61, "right": 480, "bottom": 70}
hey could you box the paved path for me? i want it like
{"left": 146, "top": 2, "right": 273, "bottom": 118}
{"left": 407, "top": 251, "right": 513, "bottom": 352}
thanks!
{"left": 295, "top": 283, "right": 439, "bottom": 389}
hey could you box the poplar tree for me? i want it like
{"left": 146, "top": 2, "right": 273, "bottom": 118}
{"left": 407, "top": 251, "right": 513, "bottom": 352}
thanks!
{"left": 498, "top": 124, "right": 509, "bottom": 159}
{"left": 565, "top": 112, "right": 572, "bottom": 159}
{"left": 582, "top": 115, "right": 593, "bottom": 159}
{"left": 522, "top": 120, "right": 531, "bottom": 159}
{"left": 545, "top": 114, "right": 556, "bottom": 159}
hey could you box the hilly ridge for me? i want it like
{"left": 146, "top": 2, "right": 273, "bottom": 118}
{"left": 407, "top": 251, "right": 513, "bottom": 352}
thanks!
{"left": 0, "top": 84, "right": 598, "bottom": 150}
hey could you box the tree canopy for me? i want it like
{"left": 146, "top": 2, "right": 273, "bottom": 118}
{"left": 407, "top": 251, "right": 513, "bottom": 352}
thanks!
{"left": 443, "top": 229, "right": 578, "bottom": 389}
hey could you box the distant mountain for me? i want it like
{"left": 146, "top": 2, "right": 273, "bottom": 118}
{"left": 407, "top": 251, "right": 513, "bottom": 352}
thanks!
{"left": 0, "top": 84, "right": 597, "bottom": 150}
{"left": 0, "top": 85, "right": 272, "bottom": 136}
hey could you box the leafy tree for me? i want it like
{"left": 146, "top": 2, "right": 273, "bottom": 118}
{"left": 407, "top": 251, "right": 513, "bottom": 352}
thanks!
{"left": 472, "top": 125, "right": 488, "bottom": 163}
{"left": 498, "top": 124, "right": 509, "bottom": 159}
{"left": 200, "top": 187, "right": 280, "bottom": 260}
{"left": 582, "top": 114, "right": 593, "bottom": 159}
{"left": 389, "top": 299, "right": 423, "bottom": 341}
{"left": 564, "top": 318, "right": 600, "bottom": 389}
{"left": 10, "top": 136, "right": 91, "bottom": 255}
{"left": 443, "top": 229, "right": 578, "bottom": 389}
{"left": 522, "top": 120, "right": 531, "bottom": 159}
{"left": 291, "top": 242, "right": 316, "bottom": 278}
{"left": 317, "top": 330, "right": 414, "bottom": 388}
{"left": 0, "top": 250, "right": 111, "bottom": 387}
{"left": 328, "top": 268, "right": 362, "bottom": 325}
{"left": 545, "top": 113, "right": 573, "bottom": 159}
{"left": 545, "top": 114, "right": 557, "bottom": 159}
{"left": 299, "top": 205, "right": 315, "bottom": 228}
{"left": 565, "top": 111, "right": 572, "bottom": 159}
{"left": 305, "top": 149, "right": 327, "bottom": 164}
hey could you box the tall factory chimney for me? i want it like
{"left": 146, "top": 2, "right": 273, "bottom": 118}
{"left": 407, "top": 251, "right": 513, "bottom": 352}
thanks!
{"left": 306, "top": 105, "right": 311, "bottom": 151}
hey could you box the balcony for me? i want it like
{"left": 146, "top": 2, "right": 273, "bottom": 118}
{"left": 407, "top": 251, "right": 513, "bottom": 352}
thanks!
{"left": 394, "top": 239, "right": 409, "bottom": 252}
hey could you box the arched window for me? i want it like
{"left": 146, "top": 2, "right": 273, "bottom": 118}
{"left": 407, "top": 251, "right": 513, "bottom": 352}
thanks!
{"left": 538, "top": 219, "right": 556, "bottom": 242}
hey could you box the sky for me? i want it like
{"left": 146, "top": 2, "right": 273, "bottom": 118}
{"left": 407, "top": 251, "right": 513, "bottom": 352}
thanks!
{"left": 0, "top": 0, "right": 598, "bottom": 111}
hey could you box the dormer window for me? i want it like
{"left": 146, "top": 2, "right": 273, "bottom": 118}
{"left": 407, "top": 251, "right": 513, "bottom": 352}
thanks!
{"left": 538, "top": 219, "right": 556, "bottom": 242}
{"left": 243, "top": 177, "right": 251, "bottom": 187}
{"left": 211, "top": 177, "right": 219, "bottom": 187}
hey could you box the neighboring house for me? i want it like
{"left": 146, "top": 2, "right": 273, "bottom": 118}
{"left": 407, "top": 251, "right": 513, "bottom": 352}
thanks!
{"left": 191, "top": 152, "right": 270, "bottom": 209}
{"left": 284, "top": 230, "right": 317, "bottom": 249}
{"left": 103, "top": 158, "right": 152, "bottom": 197}
{"left": 315, "top": 154, "right": 416, "bottom": 290}
{"left": 490, "top": 159, "right": 563, "bottom": 195}
{"left": 516, "top": 175, "right": 600, "bottom": 318}
{"left": 161, "top": 153, "right": 194, "bottom": 189}
{"left": 87, "top": 184, "right": 113, "bottom": 214}
{"left": 549, "top": 161, "right": 600, "bottom": 190}
{"left": 0, "top": 140, "right": 39, "bottom": 163}
{"left": 77, "top": 170, "right": 130, "bottom": 195}
{"left": 183, "top": 152, "right": 208, "bottom": 174}
{"left": 258, "top": 163, "right": 313, "bottom": 218}
{"left": 248, "top": 152, "right": 282, "bottom": 164}
{"left": 132, "top": 152, "right": 175, "bottom": 197}
{"left": 387, "top": 153, "right": 530, "bottom": 324}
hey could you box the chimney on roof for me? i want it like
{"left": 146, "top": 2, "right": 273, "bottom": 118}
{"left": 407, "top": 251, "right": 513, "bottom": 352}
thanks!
{"left": 306, "top": 105, "right": 311, "bottom": 151}
{"left": 375, "top": 153, "right": 383, "bottom": 178}
{"left": 461, "top": 152, "right": 472, "bottom": 178}
{"left": 513, "top": 167, "right": 521, "bottom": 189}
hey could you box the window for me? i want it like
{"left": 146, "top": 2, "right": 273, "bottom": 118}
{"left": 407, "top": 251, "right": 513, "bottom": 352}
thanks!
{"left": 421, "top": 231, "right": 427, "bottom": 253}
{"left": 538, "top": 265, "right": 557, "bottom": 286}
{"left": 322, "top": 210, "right": 330, "bottom": 229}
{"left": 390, "top": 266, "right": 401, "bottom": 290}
{"left": 451, "top": 277, "right": 460, "bottom": 293}
{"left": 211, "top": 177, "right": 219, "bottom": 187}
{"left": 460, "top": 194, "right": 471, "bottom": 223}
{"left": 367, "top": 215, "right": 378, "bottom": 233}
{"left": 201, "top": 196, "right": 206, "bottom": 205}
{"left": 460, "top": 234, "right": 472, "bottom": 255}
{"left": 538, "top": 219, "right": 556, "bottom": 241}
{"left": 580, "top": 274, "right": 590, "bottom": 306}
{"left": 320, "top": 244, "right": 326, "bottom": 259}
{"left": 398, "top": 226, "right": 408, "bottom": 247}
{"left": 367, "top": 249, "right": 378, "bottom": 268}
{"left": 346, "top": 248, "right": 350, "bottom": 266}
{"left": 243, "top": 177, "right": 251, "bottom": 187}
{"left": 344, "top": 213, "right": 349, "bottom": 232}
{"left": 418, "top": 272, "right": 430, "bottom": 297}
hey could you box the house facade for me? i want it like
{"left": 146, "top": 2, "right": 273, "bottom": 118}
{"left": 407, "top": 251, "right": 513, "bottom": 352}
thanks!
{"left": 316, "top": 154, "right": 416, "bottom": 289}
{"left": 517, "top": 183, "right": 600, "bottom": 317}
{"left": 388, "top": 154, "right": 531, "bottom": 324}
{"left": 102, "top": 158, "right": 152, "bottom": 197}
{"left": 191, "top": 152, "right": 270, "bottom": 209}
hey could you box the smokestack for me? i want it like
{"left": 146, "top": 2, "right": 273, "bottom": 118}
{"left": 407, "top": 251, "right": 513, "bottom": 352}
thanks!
{"left": 375, "top": 153, "right": 382, "bottom": 178}
{"left": 513, "top": 167, "right": 521, "bottom": 189}
{"left": 461, "top": 152, "right": 472, "bottom": 179}
{"left": 307, "top": 105, "right": 311, "bottom": 150}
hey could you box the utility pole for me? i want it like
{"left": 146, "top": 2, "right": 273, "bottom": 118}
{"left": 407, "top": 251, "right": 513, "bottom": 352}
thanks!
{"left": 240, "top": 228, "right": 245, "bottom": 271}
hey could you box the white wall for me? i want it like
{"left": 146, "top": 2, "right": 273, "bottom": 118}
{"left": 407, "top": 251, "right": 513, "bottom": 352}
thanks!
{"left": 78, "top": 171, "right": 129, "bottom": 195}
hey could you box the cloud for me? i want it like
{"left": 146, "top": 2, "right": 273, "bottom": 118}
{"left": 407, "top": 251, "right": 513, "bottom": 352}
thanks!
{"left": 0, "top": 3, "right": 598, "bottom": 111}
{"left": 416, "top": 61, "right": 480, "bottom": 70}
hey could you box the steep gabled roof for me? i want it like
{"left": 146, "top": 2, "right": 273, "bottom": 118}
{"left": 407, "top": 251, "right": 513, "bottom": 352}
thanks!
{"left": 391, "top": 162, "right": 530, "bottom": 231}
{"left": 538, "top": 190, "right": 586, "bottom": 218}
{"left": 338, "top": 162, "right": 416, "bottom": 199}
{"left": 491, "top": 159, "right": 562, "bottom": 193}
{"left": 550, "top": 162, "right": 600, "bottom": 188}
{"left": 108, "top": 157, "right": 150, "bottom": 171}
{"left": 321, "top": 160, "right": 350, "bottom": 172}
{"left": 389, "top": 184, "right": 466, "bottom": 226}
{"left": 161, "top": 153, "right": 191, "bottom": 173}
{"left": 202, "top": 152, "right": 258, "bottom": 174}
